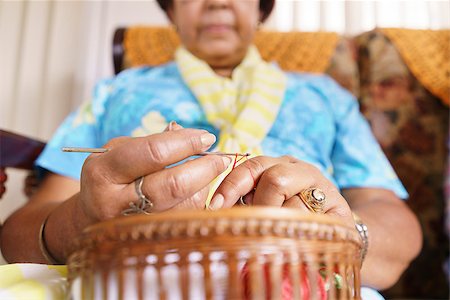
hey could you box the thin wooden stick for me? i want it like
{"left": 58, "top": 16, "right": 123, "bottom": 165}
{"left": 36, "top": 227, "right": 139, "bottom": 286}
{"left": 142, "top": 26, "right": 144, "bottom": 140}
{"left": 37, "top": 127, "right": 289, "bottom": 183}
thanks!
{"left": 62, "top": 147, "right": 109, "bottom": 153}
{"left": 62, "top": 147, "right": 250, "bottom": 157}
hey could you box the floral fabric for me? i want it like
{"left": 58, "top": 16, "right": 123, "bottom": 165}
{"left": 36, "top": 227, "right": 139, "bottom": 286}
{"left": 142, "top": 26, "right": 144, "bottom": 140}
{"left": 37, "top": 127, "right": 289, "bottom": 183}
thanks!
{"left": 36, "top": 62, "right": 407, "bottom": 200}
{"left": 356, "top": 30, "right": 449, "bottom": 299}
{"left": 34, "top": 56, "right": 410, "bottom": 300}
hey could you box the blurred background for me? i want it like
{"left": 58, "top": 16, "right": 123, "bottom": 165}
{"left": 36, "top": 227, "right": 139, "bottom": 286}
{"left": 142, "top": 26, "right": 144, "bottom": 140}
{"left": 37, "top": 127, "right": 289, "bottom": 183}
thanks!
{"left": 0, "top": 1, "right": 449, "bottom": 297}
{"left": 1, "top": 0, "right": 448, "bottom": 143}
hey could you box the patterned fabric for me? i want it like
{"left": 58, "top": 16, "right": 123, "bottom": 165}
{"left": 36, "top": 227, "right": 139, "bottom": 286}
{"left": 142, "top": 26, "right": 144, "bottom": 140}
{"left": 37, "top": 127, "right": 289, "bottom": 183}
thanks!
{"left": 379, "top": 28, "right": 450, "bottom": 105}
{"left": 32, "top": 55, "right": 408, "bottom": 300}
{"left": 325, "top": 37, "right": 360, "bottom": 97}
{"left": 446, "top": 131, "right": 450, "bottom": 285}
{"left": 356, "top": 30, "right": 450, "bottom": 299}
{"left": 175, "top": 46, "right": 287, "bottom": 205}
{"left": 175, "top": 46, "right": 286, "bottom": 154}
{"left": 36, "top": 62, "right": 407, "bottom": 200}
{"left": 0, "top": 264, "right": 67, "bottom": 299}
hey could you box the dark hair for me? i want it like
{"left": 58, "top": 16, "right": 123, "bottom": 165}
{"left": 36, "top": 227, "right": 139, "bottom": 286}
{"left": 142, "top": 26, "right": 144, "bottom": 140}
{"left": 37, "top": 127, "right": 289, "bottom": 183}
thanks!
{"left": 156, "top": 0, "right": 275, "bottom": 22}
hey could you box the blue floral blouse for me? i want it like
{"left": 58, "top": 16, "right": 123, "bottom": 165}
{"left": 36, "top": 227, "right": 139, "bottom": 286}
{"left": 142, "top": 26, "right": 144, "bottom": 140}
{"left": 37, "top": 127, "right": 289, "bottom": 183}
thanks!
{"left": 36, "top": 62, "right": 408, "bottom": 199}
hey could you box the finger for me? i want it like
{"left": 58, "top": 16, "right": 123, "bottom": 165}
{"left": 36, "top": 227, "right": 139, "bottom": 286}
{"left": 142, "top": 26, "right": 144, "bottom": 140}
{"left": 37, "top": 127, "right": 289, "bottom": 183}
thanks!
{"left": 104, "top": 136, "right": 131, "bottom": 148}
{"left": 213, "top": 156, "right": 295, "bottom": 208}
{"left": 164, "top": 121, "right": 184, "bottom": 132}
{"left": 252, "top": 162, "right": 316, "bottom": 207}
{"left": 289, "top": 188, "right": 352, "bottom": 224}
{"left": 124, "top": 154, "right": 232, "bottom": 212}
{"left": 275, "top": 168, "right": 351, "bottom": 218}
{"left": 243, "top": 190, "right": 255, "bottom": 206}
{"left": 234, "top": 190, "right": 254, "bottom": 206}
{"left": 86, "top": 129, "right": 217, "bottom": 184}
{"left": 172, "top": 186, "right": 210, "bottom": 210}
{"left": 282, "top": 194, "right": 312, "bottom": 212}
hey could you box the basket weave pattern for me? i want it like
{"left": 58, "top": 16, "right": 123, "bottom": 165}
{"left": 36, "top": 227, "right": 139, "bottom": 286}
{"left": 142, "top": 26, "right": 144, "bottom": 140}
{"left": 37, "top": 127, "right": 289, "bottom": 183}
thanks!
{"left": 68, "top": 207, "right": 362, "bottom": 299}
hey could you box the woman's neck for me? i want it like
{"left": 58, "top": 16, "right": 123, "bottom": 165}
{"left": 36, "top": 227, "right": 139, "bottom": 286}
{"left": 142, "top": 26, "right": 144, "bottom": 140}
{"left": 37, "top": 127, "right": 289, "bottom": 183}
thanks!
{"left": 211, "top": 67, "right": 234, "bottom": 78}
{"left": 204, "top": 51, "right": 247, "bottom": 78}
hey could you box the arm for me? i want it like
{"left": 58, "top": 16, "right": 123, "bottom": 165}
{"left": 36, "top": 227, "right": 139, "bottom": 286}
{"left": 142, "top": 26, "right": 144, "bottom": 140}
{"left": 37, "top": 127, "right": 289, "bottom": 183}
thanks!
{"left": 1, "top": 174, "right": 81, "bottom": 263}
{"left": 343, "top": 187, "right": 422, "bottom": 290}
{"left": 322, "top": 77, "right": 422, "bottom": 287}
{"left": 1, "top": 128, "right": 230, "bottom": 263}
{"left": 214, "top": 156, "right": 422, "bottom": 290}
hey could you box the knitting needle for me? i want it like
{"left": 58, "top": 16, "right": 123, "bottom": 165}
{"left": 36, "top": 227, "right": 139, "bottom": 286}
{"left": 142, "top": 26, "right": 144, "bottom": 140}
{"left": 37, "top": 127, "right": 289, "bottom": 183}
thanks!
{"left": 62, "top": 147, "right": 250, "bottom": 157}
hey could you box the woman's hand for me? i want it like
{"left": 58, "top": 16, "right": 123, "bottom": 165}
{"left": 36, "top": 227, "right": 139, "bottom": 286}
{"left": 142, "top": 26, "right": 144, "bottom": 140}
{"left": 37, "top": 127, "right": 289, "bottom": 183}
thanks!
{"left": 1, "top": 123, "right": 233, "bottom": 263}
{"left": 213, "top": 155, "right": 422, "bottom": 289}
{"left": 212, "top": 155, "right": 354, "bottom": 227}
{"left": 77, "top": 126, "right": 231, "bottom": 223}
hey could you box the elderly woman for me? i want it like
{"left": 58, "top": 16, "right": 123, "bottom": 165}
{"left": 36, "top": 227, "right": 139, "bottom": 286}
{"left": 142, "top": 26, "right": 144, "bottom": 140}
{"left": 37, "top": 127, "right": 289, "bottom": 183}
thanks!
{"left": 1, "top": 0, "right": 421, "bottom": 298}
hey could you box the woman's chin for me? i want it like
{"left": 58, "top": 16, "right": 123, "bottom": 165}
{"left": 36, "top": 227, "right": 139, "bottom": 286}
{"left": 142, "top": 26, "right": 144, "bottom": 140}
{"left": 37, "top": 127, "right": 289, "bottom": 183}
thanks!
{"left": 197, "top": 44, "right": 246, "bottom": 65}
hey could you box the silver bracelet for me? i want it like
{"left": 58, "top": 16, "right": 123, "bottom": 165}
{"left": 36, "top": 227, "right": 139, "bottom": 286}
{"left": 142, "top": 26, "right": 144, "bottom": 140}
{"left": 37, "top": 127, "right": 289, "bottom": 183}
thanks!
{"left": 352, "top": 212, "right": 369, "bottom": 263}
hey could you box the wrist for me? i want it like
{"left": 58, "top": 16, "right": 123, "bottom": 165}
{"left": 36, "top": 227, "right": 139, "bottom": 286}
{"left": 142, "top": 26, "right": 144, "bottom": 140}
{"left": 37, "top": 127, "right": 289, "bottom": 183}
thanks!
{"left": 39, "top": 212, "right": 62, "bottom": 264}
{"left": 44, "top": 194, "right": 91, "bottom": 263}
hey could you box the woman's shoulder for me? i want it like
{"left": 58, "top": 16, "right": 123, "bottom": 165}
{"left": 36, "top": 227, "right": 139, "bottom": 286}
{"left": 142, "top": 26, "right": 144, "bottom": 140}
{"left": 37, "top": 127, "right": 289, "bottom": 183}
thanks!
{"left": 92, "top": 62, "right": 182, "bottom": 93}
{"left": 88, "top": 62, "right": 189, "bottom": 113}
{"left": 285, "top": 71, "right": 342, "bottom": 93}
{"left": 285, "top": 71, "right": 356, "bottom": 107}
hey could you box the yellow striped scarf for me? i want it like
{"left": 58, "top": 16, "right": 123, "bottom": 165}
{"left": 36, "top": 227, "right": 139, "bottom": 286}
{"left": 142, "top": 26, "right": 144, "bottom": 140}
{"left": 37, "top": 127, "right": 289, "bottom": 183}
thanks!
{"left": 175, "top": 46, "right": 287, "bottom": 206}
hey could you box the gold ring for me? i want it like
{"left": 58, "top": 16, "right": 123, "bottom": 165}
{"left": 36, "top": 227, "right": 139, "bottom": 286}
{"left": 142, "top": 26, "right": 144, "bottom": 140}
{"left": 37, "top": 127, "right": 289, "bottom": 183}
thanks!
{"left": 298, "top": 188, "right": 326, "bottom": 213}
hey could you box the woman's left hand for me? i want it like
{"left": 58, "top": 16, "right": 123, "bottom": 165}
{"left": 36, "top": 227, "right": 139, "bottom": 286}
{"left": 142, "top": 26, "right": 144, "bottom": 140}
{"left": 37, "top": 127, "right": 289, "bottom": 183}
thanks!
{"left": 212, "top": 155, "right": 354, "bottom": 227}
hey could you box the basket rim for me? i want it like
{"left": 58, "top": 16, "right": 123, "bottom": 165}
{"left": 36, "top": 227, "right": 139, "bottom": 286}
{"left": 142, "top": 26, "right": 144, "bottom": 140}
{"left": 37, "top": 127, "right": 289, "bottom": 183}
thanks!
{"left": 83, "top": 207, "right": 354, "bottom": 234}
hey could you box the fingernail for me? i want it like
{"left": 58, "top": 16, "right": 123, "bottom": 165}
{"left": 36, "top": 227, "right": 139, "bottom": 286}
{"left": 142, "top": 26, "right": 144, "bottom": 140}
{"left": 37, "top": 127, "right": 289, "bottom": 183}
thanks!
{"left": 222, "top": 156, "right": 232, "bottom": 166}
{"left": 164, "top": 121, "right": 177, "bottom": 131}
{"left": 172, "top": 122, "right": 184, "bottom": 130}
{"left": 209, "top": 194, "right": 224, "bottom": 210}
{"left": 169, "top": 121, "right": 177, "bottom": 130}
{"left": 200, "top": 133, "right": 216, "bottom": 147}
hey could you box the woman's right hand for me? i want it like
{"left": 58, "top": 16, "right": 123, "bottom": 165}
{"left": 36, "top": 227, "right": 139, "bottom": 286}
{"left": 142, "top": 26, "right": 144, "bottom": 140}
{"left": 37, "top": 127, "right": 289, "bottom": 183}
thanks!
{"left": 77, "top": 125, "right": 231, "bottom": 223}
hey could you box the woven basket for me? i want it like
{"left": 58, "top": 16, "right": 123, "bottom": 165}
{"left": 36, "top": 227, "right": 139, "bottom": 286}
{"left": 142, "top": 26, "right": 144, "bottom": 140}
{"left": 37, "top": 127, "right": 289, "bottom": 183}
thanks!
{"left": 67, "top": 207, "right": 362, "bottom": 299}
